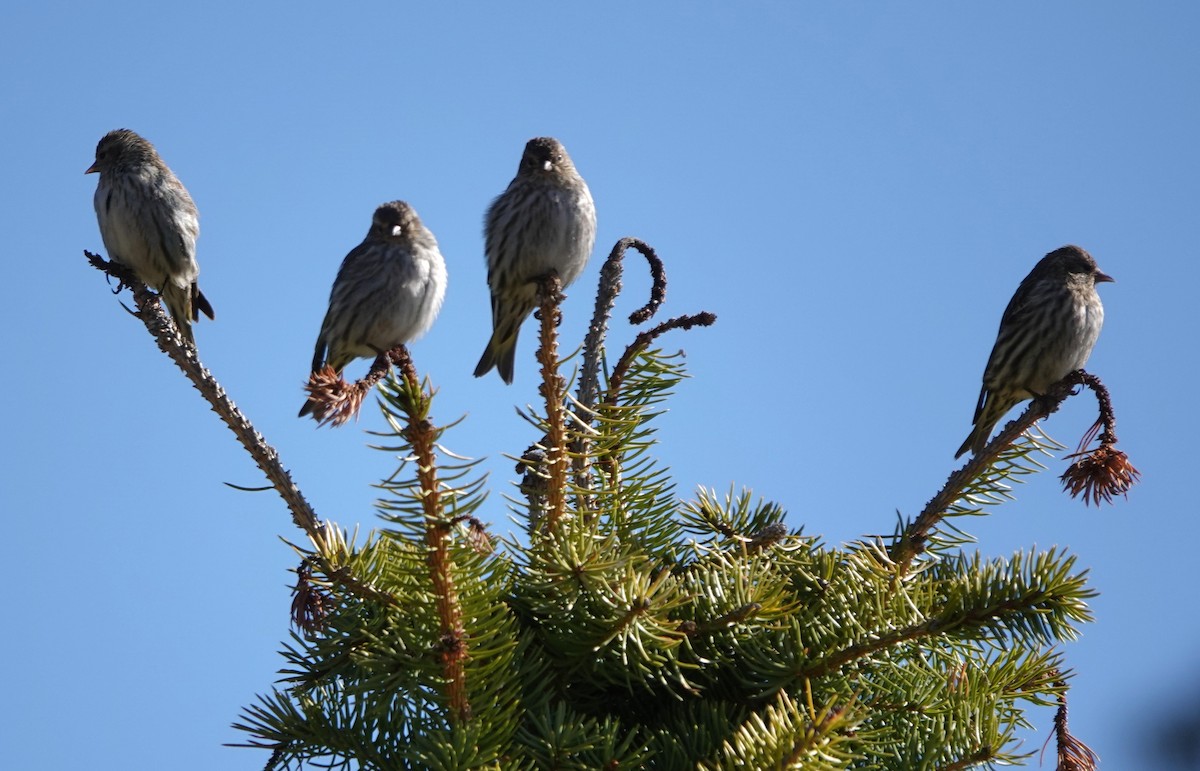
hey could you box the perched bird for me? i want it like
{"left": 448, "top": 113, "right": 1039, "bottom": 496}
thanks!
{"left": 87, "top": 129, "right": 213, "bottom": 344}
{"left": 956, "top": 245, "right": 1114, "bottom": 458}
{"left": 475, "top": 137, "right": 596, "bottom": 384}
{"left": 300, "top": 200, "right": 447, "bottom": 416}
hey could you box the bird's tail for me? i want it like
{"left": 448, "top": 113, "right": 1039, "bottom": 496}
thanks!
{"left": 954, "top": 394, "right": 1012, "bottom": 459}
{"left": 193, "top": 285, "right": 215, "bottom": 321}
{"left": 955, "top": 423, "right": 992, "bottom": 459}
{"left": 474, "top": 328, "right": 519, "bottom": 384}
{"left": 162, "top": 283, "right": 214, "bottom": 347}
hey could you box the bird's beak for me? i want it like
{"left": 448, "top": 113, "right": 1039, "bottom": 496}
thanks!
{"left": 1096, "top": 270, "right": 1115, "bottom": 284}
{"left": 543, "top": 160, "right": 553, "bottom": 171}
{"left": 85, "top": 162, "right": 99, "bottom": 174}
{"left": 391, "top": 225, "right": 404, "bottom": 237}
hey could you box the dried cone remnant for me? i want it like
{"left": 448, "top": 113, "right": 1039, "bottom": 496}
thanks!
{"left": 290, "top": 561, "right": 332, "bottom": 635}
{"left": 301, "top": 350, "right": 401, "bottom": 427}
{"left": 1053, "top": 678, "right": 1099, "bottom": 771}
{"left": 463, "top": 516, "right": 494, "bottom": 555}
{"left": 1061, "top": 441, "right": 1140, "bottom": 506}
{"left": 300, "top": 366, "right": 365, "bottom": 426}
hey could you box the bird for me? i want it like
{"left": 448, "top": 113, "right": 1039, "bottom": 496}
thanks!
{"left": 87, "top": 129, "right": 213, "bottom": 345}
{"left": 956, "top": 245, "right": 1114, "bottom": 458}
{"left": 475, "top": 136, "right": 596, "bottom": 384}
{"left": 300, "top": 200, "right": 447, "bottom": 416}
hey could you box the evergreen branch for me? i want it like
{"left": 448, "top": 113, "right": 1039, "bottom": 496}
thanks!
{"left": 804, "top": 642, "right": 1060, "bottom": 767}
{"left": 680, "top": 487, "right": 791, "bottom": 551}
{"left": 573, "top": 350, "right": 690, "bottom": 556}
{"left": 518, "top": 702, "right": 652, "bottom": 768}
{"left": 799, "top": 621, "right": 931, "bottom": 682}
{"left": 800, "top": 548, "right": 1092, "bottom": 681}
{"left": 387, "top": 352, "right": 471, "bottom": 724}
{"left": 940, "top": 747, "right": 999, "bottom": 771}
{"left": 715, "top": 690, "right": 862, "bottom": 770}
{"left": 84, "top": 250, "right": 392, "bottom": 607}
{"left": 535, "top": 272, "right": 569, "bottom": 533}
{"left": 890, "top": 370, "right": 1091, "bottom": 568}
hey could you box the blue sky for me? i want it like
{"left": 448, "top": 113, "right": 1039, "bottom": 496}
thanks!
{"left": 4, "top": 2, "right": 1198, "bottom": 768}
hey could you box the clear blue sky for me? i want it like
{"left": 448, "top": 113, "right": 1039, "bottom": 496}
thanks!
{"left": 4, "top": 2, "right": 1197, "bottom": 768}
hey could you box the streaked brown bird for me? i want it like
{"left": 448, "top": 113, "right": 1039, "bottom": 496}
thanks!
{"left": 87, "top": 129, "right": 213, "bottom": 345}
{"left": 475, "top": 137, "right": 596, "bottom": 384}
{"left": 956, "top": 245, "right": 1113, "bottom": 458}
{"left": 300, "top": 200, "right": 447, "bottom": 417}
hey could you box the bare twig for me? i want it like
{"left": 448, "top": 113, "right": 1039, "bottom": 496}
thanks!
{"left": 576, "top": 238, "right": 667, "bottom": 414}
{"left": 85, "top": 250, "right": 395, "bottom": 607}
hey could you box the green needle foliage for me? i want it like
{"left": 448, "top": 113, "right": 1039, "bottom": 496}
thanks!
{"left": 84, "top": 240, "right": 1120, "bottom": 771}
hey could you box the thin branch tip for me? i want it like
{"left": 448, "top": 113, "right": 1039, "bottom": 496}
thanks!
{"left": 892, "top": 368, "right": 1136, "bottom": 568}
{"left": 604, "top": 310, "right": 718, "bottom": 406}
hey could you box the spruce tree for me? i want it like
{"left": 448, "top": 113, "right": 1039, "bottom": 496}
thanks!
{"left": 86, "top": 234, "right": 1135, "bottom": 770}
